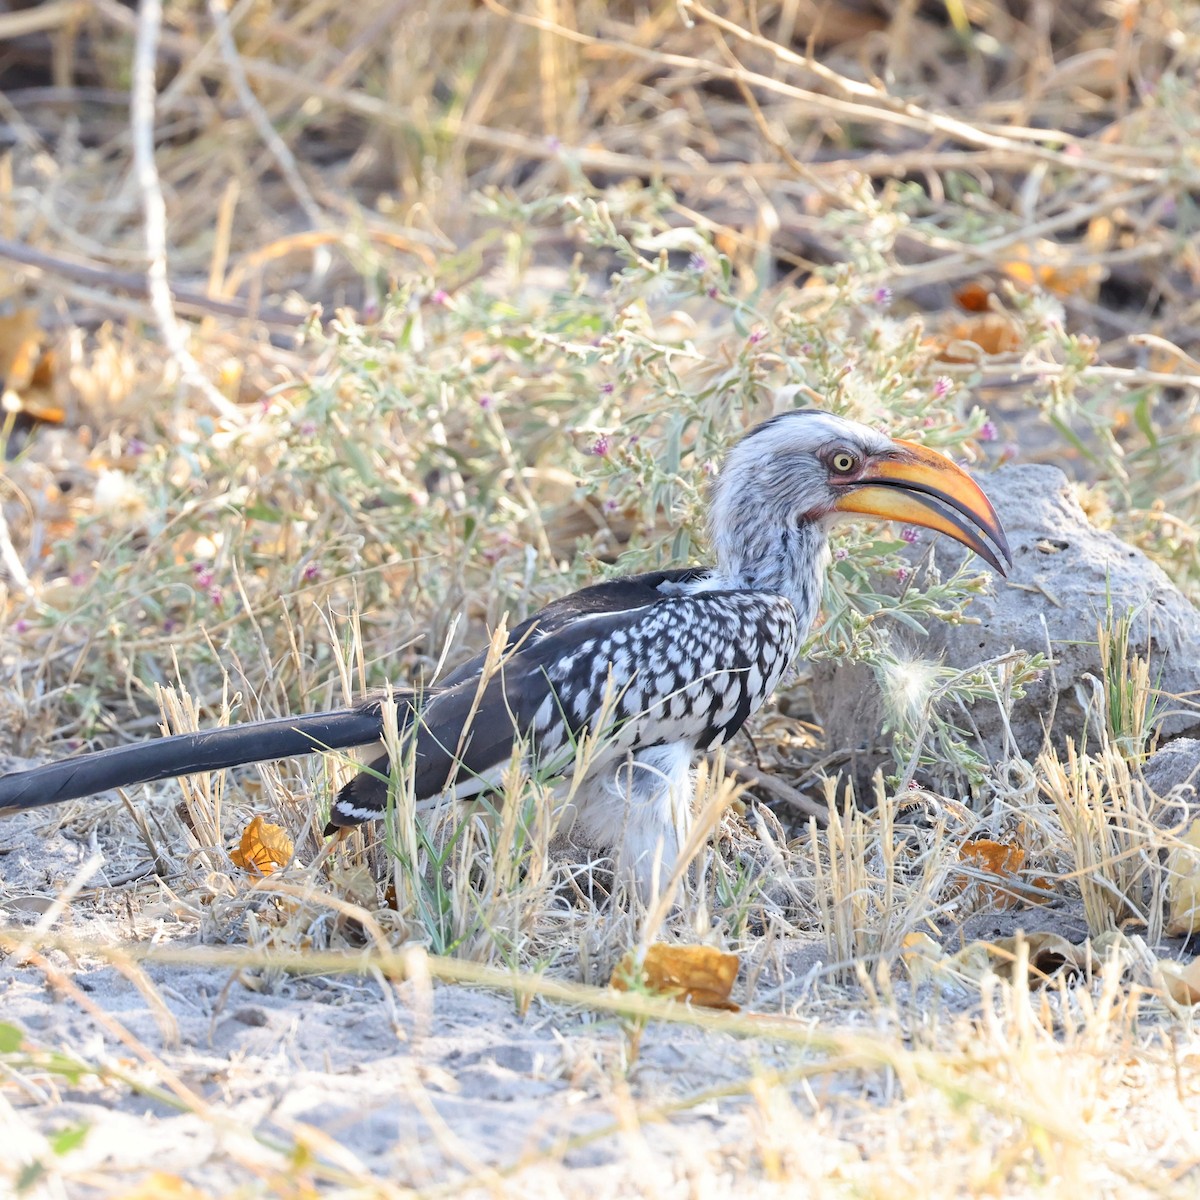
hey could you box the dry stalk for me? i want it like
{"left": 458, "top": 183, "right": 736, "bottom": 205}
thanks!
{"left": 808, "top": 773, "right": 936, "bottom": 980}
{"left": 154, "top": 677, "right": 228, "bottom": 872}
{"left": 1038, "top": 739, "right": 1165, "bottom": 939}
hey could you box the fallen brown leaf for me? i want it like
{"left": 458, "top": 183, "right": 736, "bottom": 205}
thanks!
{"left": 612, "top": 943, "right": 740, "bottom": 1010}
{"left": 1000, "top": 238, "right": 1103, "bottom": 300}
{"left": 1158, "top": 958, "right": 1200, "bottom": 1006}
{"left": 970, "top": 931, "right": 1084, "bottom": 987}
{"left": 229, "top": 815, "right": 294, "bottom": 876}
{"left": 932, "top": 313, "right": 1023, "bottom": 361}
{"left": 0, "top": 308, "right": 63, "bottom": 424}
{"left": 952, "top": 838, "right": 1044, "bottom": 909}
{"left": 953, "top": 281, "right": 993, "bottom": 312}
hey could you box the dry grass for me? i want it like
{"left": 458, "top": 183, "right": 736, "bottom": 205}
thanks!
{"left": 3, "top": 0, "right": 1200, "bottom": 1195}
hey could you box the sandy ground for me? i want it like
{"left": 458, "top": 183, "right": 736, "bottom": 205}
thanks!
{"left": 5, "top": 757, "right": 1198, "bottom": 1198}
{"left": 0, "top": 792, "right": 845, "bottom": 1197}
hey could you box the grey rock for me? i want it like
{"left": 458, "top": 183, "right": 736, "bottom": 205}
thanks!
{"left": 810, "top": 464, "right": 1200, "bottom": 794}
{"left": 1141, "top": 737, "right": 1200, "bottom": 828}
{"left": 1142, "top": 738, "right": 1200, "bottom": 799}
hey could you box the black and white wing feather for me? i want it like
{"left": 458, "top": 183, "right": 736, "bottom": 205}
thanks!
{"left": 329, "top": 569, "right": 799, "bottom": 826}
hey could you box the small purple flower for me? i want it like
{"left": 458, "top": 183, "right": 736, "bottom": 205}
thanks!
{"left": 299, "top": 420, "right": 318, "bottom": 437}
{"left": 707, "top": 286, "right": 720, "bottom": 300}
{"left": 14, "top": 618, "right": 30, "bottom": 634}
{"left": 362, "top": 301, "right": 380, "bottom": 322}
{"left": 69, "top": 570, "right": 89, "bottom": 587}
{"left": 127, "top": 437, "right": 147, "bottom": 457}
{"left": 901, "top": 527, "right": 920, "bottom": 545}
{"left": 601, "top": 382, "right": 615, "bottom": 395}
{"left": 748, "top": 330, "right": 766, "bottom": 345}
{"left": 978, "top": 420, "right": 998, "bottom": 443}
{"left": 163, "top": 619, "right": 177, "bottom": 635}
{"left": 194, "top": 565, "right": 215, "bottom": 589}
{"left": 603, "top": 497, "right": 620, "bottom": 514}
{"left": 688, "top": 253, "right": 709, "bottom": 273}
{"left": 702, "top": 459, "right": 717, "bottom": 476}
{"left": 430, "top": 289, "right": 451, "bottom": 306}
{"left": 208, "top": 586, "right": 224, "bottom": 606}
{"left": 896, "top": 566, "right": 911, "bottom": 584}
{"left": 478, "top": 394, "right": 494, "bottom": 410}
{"left": 932, "top": 376, "right": 953, "bottom": 400}
{"left": 834, "top": 547, "right": 849, "bottom": 561}
{"left": 591, "top": 434, "right": 610, "bottom": 458}
{"left": 302, "top": 562, "right": 321, "bottom": 582}
{"left": 871, "top": 285, "right": 893, "bottom": 307}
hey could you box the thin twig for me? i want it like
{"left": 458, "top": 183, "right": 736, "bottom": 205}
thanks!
{"left": 479, "top": 0, "right": 1167, "bottom": 182}
{"left": 206, "top": 0, "right": 326, "bottom": 230}
{"left": 130, "top": 0, "right": 245, "bottom": 424}
{"left": 0, "top": 0, "right": 86, "bottom": 39}
{"left": 722, "top": 756, "right": 829, "bottom": 824}
{"left": 0, "top": 505, "right": 34, "bottom": 599}
{"left": 0, "top": 236, "right": 304, "bottom": 328}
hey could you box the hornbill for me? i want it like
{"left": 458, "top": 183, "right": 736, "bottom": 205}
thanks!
{"left": 0, "top": 411, "right": 1010, "bottom": 894}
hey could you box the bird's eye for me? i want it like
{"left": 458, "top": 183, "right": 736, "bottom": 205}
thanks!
{"left": 829, "top": 451, "right": 858, "bottom": 475}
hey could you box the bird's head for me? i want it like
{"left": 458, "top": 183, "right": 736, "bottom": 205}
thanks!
{"left": 710, "top": 409, "right": 1011, "bottom": 576}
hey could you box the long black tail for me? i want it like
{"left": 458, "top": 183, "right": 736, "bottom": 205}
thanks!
{"left": 0, "top": 707, "right": 385, "bottom": 817}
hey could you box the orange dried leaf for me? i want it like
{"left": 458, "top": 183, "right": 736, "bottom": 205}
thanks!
{"left": 1000, "top": 238, "right": 1103, "bottom": 300}
{"left": 0, "top": 308, "right": 40, "bottom": 387}
{"left": 960, "top": 838, "right": 1025, "bottom": 876}
{"left": 612, "top": 943, "right": 740, "bottom": 1011}
{"left": 952, "top": 839, "right": 1031, "bottom": 910}
{"left": 0, "top": 309, "right": 61, "bottom": 424}
{"left": 953, "top": 281, "right": 993, "bottom": 312}
{"left": 932, "top": 313, "right": 1023, "bottom": 361}
{"left": 1028, "top": 877, "right": 1056, "bottom": 899}
{"left": 229, "top": 815, "right": 293, "bottom": 875}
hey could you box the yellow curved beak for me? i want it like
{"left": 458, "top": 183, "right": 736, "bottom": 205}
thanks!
{"left": 832, "top": 439, "right": 1012, "bottom": 574}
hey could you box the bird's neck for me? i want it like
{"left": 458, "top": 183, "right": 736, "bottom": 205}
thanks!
{"left": 710, "top": 517, "right": 829, "bottom": 637}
